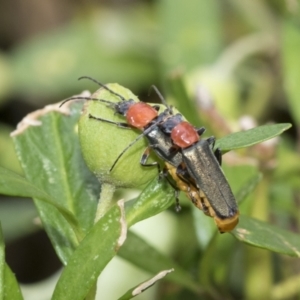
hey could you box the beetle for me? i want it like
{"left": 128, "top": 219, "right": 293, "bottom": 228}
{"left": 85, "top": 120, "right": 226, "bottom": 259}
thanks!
{"left": 61, "top": 77, "right": 205, "bottom": 211}
{"left": 61, "top": 77, "right": 239, "bottom": 232}
{"left": 158, "top": 115, "right": 239, "bottom": 232}
{"left": 173, "top": 138, "right": 239, "bottom": 233}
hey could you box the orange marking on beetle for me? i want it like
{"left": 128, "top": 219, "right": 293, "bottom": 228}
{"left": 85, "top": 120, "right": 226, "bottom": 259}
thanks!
{"left": 126, "top": 102, "right": 158, "bottom": 129}
{"left": 171, "top": 121, "right": 199, "bottom": 148}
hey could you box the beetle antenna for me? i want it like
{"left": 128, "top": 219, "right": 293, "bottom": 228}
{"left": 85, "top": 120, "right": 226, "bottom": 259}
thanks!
{"left": 150, "top": 86, "right": 168, "bottom": 106}
{"left": 59, "top": 96, "right": 114, "bottom": 108}
{"left": 149, "top": 85, "right": 173, "bottom": 113}
{"left": 109, "top": 122, "right": 161, "bottom": 172}
{"left": 78, "top": 76, "right": 126, "bottom": 102}
{"left": 109, "top": 132, "right": 145, "bottom": 172}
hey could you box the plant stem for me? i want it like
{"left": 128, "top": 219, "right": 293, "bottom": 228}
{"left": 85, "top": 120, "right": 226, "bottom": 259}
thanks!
{"left": 94, "top": 183, "right": 116, "bottom": 223}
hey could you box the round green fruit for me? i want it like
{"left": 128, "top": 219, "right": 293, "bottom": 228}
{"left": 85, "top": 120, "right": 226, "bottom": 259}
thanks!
{"left": 78, "top": 84, "right": 161, "bottom": 189}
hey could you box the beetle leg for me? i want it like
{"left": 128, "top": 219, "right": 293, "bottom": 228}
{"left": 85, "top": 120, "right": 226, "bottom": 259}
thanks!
{"left": 140, "top": 146, "right": 161, "bottom": 174}
{"left": 89, "top": 114, "right": 130, "bottom": 129}
{"left": 174, "top": 189, "right": 181, "bottom": 212}
{"left": 176, "top": 163, "right": 193, "bottom": 185}
{"left": 206, "top": 137, "right": 222, "bottom": 165}
{"left": 214, "top": 148, "right": 222, "bottom": 165}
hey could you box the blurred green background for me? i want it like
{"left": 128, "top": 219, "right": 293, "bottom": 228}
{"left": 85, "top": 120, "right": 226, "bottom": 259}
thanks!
{"left": 0, "top": 0, "right": 300, "bottom": 299}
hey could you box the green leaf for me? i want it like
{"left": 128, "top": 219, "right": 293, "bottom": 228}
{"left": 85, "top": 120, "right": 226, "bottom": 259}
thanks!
{"left": 235, "top": 173, "right": 263, "bottom": 204}
{"left": 0, "top": 223, "right": 23, "bottom": 300}
{"left": 11, "top": 102, "right": 100, "bottom": 264}
{"left": 52, "top": 200, "right": 125, "bottom": 300}
{"left": 216, "top": 123, "right": 292, "bottom": 152}
{"left": 0, "top": 166, "right": 80, "bottom": 239}
{"left": 125, "top": 179, "right": 175, "bottom": 226}
{"left": 0, "top": 123, "right": 21, "bottom": 174}
{"left": 52, "top": 178, "right": 175, "bottom": 300}
{"left": 232, "top": 215, "right": 300, "bottom": 257}
{"left": 118, "top": 269, "right": 174, "bottom": 300}
{"left": 192, "top": 169, "right": 262, "bottom": 251}
{"left": 0, "top": 199, "right": 38, "bottom": 243}
{"left": 118, "top": 231, "right": 200, "bottom": 293}
{"left": 2, "top": 265, "right": 23, "bottom": 300}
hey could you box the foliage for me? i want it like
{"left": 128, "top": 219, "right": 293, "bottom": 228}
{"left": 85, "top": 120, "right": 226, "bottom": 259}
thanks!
{"left": 0, "top": 0, "right": 300, "bottom": 299}
{"left": 0, "top": 95, "right": 293, "bottom": 299}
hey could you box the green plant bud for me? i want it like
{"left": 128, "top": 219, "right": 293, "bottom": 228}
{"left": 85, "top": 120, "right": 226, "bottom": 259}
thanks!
{"left": 78, "top": 84, "right": 161, "bottom": 189}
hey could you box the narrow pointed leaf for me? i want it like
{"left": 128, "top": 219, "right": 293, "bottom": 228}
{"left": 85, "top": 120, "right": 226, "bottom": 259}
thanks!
{"left": 0, "top": 224, "right": 23, "bottom": 300}
{"left": 236, "top": 173, "right": 262, "bottom": 204}
{"left": 118, "top": 231, "right": 200, "bottom": 293}
{"left": 125, "top": 178, "right": 175, "bottom": 226}
{"left": 0, "top": 166, "right": 80, "bottom": 235}
{"left": 118, "top": 269, "right": 174, "bottom": 300}
{"left": 52, "top": 178, "right": 175, "bottom": 300}
{"left": 216, "top": 123, "right": 292, "bottom": 152}
{"left": 193, "top": 170, "right": 262, "bottom": 250}
{"left": 2, "top": 265, "right": 23, "bottom": 300}
{"left": 232, "top": 215, "right": 300, "bottom": 257}
{"left": 52, "top": 199, "right": 127, "bottom": 300}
